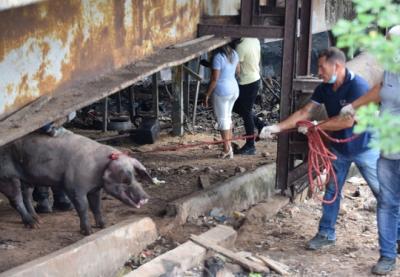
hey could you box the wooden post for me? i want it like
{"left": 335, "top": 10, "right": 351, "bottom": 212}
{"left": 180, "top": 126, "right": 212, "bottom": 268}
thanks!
{"left": 183, "top": 62, "right": 190, "bottom": 117}
{"left": 172, "top": 65, "right": 184, "bottom": 136}
{"left": 152, "top": 73, "right": 159, "bottom": 118}
{"left": 102, "top": 97, "right": 108, "bottom": 132}
{"left": 276, "top": 0, "right": 298, "bottom": 190}
{"left": 128, "top": 86, "right": 136, "bottom": 124}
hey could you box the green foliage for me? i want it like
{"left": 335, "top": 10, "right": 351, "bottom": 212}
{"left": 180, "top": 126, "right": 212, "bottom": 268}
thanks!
{"left": 332, "top": 0, "right": 400, "bottom": 73}
{"left": 248, "top": 273, "right": 262, "bottom": 277}
{"left": 333, "top": 0, "right": 400, "bottom": 154}
{"left": 354, "top": 104, "right": 400, "bottom": 155}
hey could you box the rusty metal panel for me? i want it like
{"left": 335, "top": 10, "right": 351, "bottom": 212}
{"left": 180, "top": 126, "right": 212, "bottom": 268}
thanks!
{"left": 0, "top": 0, "right": 201, "bottom": 119}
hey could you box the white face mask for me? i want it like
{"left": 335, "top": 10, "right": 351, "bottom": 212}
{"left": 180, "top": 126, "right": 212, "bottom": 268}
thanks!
{"left": 327, "top": 65, "right": 337, "bottom": 84}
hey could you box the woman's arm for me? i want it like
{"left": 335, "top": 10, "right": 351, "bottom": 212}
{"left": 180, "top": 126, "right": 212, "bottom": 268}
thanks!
{"left": 204, "top": 69, "right": 220, "bottom": 107}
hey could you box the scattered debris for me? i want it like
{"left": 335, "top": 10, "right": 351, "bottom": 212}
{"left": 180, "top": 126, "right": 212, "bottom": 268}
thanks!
{"left": 198, "top": 175, "right": 211, "bottom": 189}
{"left": 235, "top": 167, "right": 246, "bottom": 174}
{"left": 190, "top": 234, "right": 270, "bottom": 273}
{"left": 346, "top": 176, "right": 367, "bottom": 185}
{"left": 152, "top": 177, "right": 166, "bottom": 185}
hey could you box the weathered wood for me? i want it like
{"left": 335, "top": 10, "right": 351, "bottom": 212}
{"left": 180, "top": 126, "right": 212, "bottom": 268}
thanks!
{"left": 190, "top": 235, "right": 269, "bottom": 273}
{"left": 168, "top": 35, "right": 215, "bottom": 49}
{"left": 2, "top": 95, "right": 51, "bottom": 125}
{"left": 102, "top": 97, "right": 108, "bottom": 132}
{"left": 0, "top": 36, "right": 230, "bottom": 147}
{"left": 241, "top": 0, "right": 253, "bottom": 25}
{"left": 297, "top": 0, "right": 313, "bottom": 75}
{"left": 198, "top": 24, "right": 284, "bottom": 39}
{"left": 276, "top": 0, "right": 299, "bottom": 190}
{"left": 256, "top": 254, "right": 290, "bottom": 276}
{"left": 172, "top": 65, "right": 184, "bottom": 136}
{"left": 192, "top": 57, "right": 202, "bottom": 127}
{"left": 183, "top": 65, "right": 202, "bottom": 81}
{"left": 152, "top": 73, "right": 159, "bottom": 118}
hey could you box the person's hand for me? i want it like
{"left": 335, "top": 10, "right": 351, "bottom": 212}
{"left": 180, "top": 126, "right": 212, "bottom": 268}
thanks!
{"left": 340, "top": 104, "right": 355, "bottom": 117}
{"left": 297, "top": 120, "right": 318, "bottom": 135}
{"left": 203, "top": 95, "right": 210, "bottom": 108}
{"left": 259, "top": 124, "right": 280, "bottom": 139}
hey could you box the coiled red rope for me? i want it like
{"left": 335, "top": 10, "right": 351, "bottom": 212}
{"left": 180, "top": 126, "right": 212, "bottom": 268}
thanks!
{"left": 296, "top": 120, "right": 358, "bottom": 204}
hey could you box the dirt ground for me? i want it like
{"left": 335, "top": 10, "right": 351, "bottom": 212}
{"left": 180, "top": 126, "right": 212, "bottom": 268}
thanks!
{"left": 0, "top": 130, "right": 276, "bottom": 273}
{"left": 0, "top": 128, "right": 395, "bottom": 276}
{"left": 234, "top": 182, "right": 400, "bottom": 277}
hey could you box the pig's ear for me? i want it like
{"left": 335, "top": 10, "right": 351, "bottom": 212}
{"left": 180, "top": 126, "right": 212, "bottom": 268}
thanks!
{"left": 130, "top": 158, "right": 154, "bottom": 184}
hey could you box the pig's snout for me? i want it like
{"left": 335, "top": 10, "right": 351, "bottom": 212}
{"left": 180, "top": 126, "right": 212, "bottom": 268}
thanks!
{"left": 124, "top": 185, "right": 149, "bottom": 209}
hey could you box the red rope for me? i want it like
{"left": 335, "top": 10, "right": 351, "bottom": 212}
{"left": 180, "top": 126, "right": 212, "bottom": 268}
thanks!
{"left": 296, "top": 120, "right": 358, "bottom": 204}
{"left": 139, "top": 119, "right": 357, "bottom": 205}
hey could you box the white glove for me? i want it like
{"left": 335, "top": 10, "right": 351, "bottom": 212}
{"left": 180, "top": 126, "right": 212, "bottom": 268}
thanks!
{"left": 340, "top": 104, "right": 355, "bottom": 117}
{"left": 297, "top": 120, "right": 318, "bottom": 135}
{"left": 259, "top": 124, "right": 280, "bottom": 139}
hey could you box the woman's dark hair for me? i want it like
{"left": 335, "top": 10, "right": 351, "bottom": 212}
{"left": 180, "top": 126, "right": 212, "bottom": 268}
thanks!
{"left": 214, "top": 45, "right": 235, "bottom": 63}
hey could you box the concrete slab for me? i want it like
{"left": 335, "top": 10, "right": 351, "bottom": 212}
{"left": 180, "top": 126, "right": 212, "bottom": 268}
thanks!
{"left": 1, "top": 217, "right": 157, "bottom": 277}
{"left": 126, "top": 225, "right": 237, "bottom": 277}
{"left": 168, "top": 163, "right": 277, "bottom": 224}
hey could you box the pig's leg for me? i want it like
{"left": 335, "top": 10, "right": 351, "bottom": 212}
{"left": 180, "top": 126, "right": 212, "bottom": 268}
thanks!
{"left": 87, "top": 189, "right": 105, "bottom": 228}
{"left": 63, "top": 188, "right": 92, "bottom": 235}
{"left": 0, "top": 179, "right": 39, "bottom": 228}
{"left": 21, "top": 184, "right": 41, "bottom": 223}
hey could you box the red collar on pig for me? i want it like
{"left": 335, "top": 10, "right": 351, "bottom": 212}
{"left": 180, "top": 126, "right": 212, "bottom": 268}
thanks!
{"left": 109, "top": 152, "right": 125, "bottom": 160}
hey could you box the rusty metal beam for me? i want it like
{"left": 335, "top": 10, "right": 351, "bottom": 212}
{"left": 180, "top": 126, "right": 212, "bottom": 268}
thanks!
{"left": 198, "top": 24, "right": 284, "bottom": 38}
{"left": 0, "top": 36, "right": 230, "bottom": 147}
{"left": 276, "top": 0, "right": 299, "bottom": 190}
{"left": 297, "top": 0, "right": 313, "bottom": 75}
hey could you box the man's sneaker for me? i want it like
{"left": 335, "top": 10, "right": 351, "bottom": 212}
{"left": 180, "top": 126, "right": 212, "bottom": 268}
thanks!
{"left": 306, "top": 233, "right": 335, "bottom": 250}
{"left": 35, "top": 199, "right": 52, "bottom": 213}
{"left": 371, "top": 257, "right": 396, "bottom": 275}
{"left": 235, "top": 144, "right": 256, "bottom": 155}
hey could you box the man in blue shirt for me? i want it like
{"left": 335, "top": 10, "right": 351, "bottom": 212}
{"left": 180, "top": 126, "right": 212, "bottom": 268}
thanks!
{"left": 260, "top": 47, "right": 380, "bottom": 250}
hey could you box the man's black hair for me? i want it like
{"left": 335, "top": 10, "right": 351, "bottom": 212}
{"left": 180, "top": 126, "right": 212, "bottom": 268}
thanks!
{"left": 318, "top": 47, "right": 346, "bottom": 64}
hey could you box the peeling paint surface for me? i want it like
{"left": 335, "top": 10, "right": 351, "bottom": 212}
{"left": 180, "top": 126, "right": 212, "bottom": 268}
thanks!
{"left": 0, "top": 0, "right": 201, "bottom": 118}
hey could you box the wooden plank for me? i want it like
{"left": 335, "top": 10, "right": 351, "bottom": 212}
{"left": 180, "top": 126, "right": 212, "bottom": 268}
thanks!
{"left": 256, "top": 254, "right": 290, "bottom": 276}
{"left": 276, "top": 0, "right": 299, "bottom": 190}
{"left": 0, "top": 37, "right": 230, "bottom": 147}
{"left": 190, "top": 235, "right": 269, "bottom": 273}
{"left": 292, "top": 77, "right": 321, "bottom": 92}
{"left": 183, "top": 65, "right": 202, "bottom": 81}
{"left": 198, "top": 24, "right": 284, "bottom": 39}
{"left": 168, "top": 35, "right": 215, "bottom": 49}
{"left": 201, "top": 16, "right": 240, "bottom": 26}
{"left": 0, "top": 95, "right": 51, "bottom": 125}
{"left": 288, "top": 161, "right": 308, "bottom": 185}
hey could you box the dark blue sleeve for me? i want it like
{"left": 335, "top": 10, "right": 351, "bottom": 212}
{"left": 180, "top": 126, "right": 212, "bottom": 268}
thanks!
{"left": 347, "top": 76, "right": 370, "bottom": 102}
{"left": 310, "top": 85, "right": 324, "bottom": 105}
